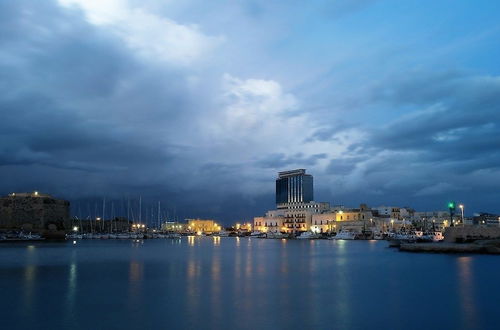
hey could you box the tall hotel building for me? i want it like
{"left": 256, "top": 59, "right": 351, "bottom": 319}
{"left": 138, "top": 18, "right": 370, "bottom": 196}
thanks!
{"left": 254, "top": 169, "right": 329, "bottom": 234}
{"left": 276, "top": 169, "right": 313, "bottom": 208}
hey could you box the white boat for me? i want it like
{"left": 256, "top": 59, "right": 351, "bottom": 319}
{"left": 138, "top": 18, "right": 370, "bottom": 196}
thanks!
{"left": 265, "top": 232, "right": 285, "bottom": 239}
{"left": 421, "top": 231, "right": 444, "bottom": 242}
{"left": 166, "top": 233, "right": 181, "bottom": 239}
{"left": 432, "top": 232, "right": 444, "bottom": 241}
{"left": 19, "top": 232, "right": 45, "bottom": 241}
{"left": 297, "top": 231, "right": 320, "bottom": 239}
{"left": 117, "top": 233, "right": 130, "bottom": 239}
{"left": 215, "top": 231, "right": 230, "bottom": 237}
{"left": 249, "top": 231, "right": 265, "bottom": 238}
{"left": 331, "top": 230, "right": 356, "bottom": 240}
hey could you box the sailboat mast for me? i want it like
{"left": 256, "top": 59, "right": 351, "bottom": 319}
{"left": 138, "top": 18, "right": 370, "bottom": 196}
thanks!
{"left": 102, "top": 197, "right": 106, "bottom": 232}
{"left": 139, "top": 196, "right": 142, "bottom": 224}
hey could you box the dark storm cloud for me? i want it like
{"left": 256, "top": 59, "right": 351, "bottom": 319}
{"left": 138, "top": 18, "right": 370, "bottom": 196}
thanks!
{"left": 2, "top": 0, "right": 500, "bottom": 221}
{"left": 321, "top": 70, "right": 500, "bottom": 212}
{"left": 0, "top": 2, "right": 180, "bottom": 192}
{"left": 0, "top": 1, "right": 275, "bottom": 222}
{"left": 326, "top": 156, "right": 364, "bottom": 175}
{"left": 257, "top": 152, "right": 327, "bottom": 169}
{"left": 369, "top": 72, "right": 500, "bottom": 164}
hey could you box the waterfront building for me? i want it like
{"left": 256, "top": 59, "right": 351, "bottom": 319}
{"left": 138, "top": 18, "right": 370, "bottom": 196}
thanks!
{"left": 254, "top": 209, "right": 285, "bottom": 232}
{"left": 186, "top": 218, "right": 221, "bottom": 234}
{"left": 254, "top": 169, "right": 332, "bottom": 234}
{"left": 472, "top": 213, "right": 500, "bottom": 226}
{"left": 373, "top": 206, "right": 403, "bottom": 220}
{"left": 282, "top": 201, "right": 330, "bottom": 233}
{"left": 233, "top": 222, "right": 253, "bottom": 232}
{"left": 0, "top": 192, "right": 69, "bottom": 233}
{"left": 310, "top": 204, "right": 381, "bottom": 234}
{"left": 311, "top": 212, "right": 335, "bottom": 233}
{"left": 162, "top": 221, "right": 187, "bottom": 232}
{"left": 335, "top": 204, "right": 373, "bottom": 222}
{"left": 412, "top": 211, "right": 458, "bottom": 230}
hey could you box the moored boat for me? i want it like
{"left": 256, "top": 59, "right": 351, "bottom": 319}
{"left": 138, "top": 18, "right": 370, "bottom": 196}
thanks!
{"left": 330, "top": 230, "right": 356, "bottom": 240}
{"left": 265, "top": 232, "right": 285, "bottom": 239}
{"left": 297, "top": 231, "right": 320, "bottom": 239}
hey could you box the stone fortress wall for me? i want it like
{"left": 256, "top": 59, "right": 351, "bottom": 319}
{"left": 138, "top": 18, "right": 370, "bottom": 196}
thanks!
{"left": 0, "top": 192, "right": 70, "bottom": 232}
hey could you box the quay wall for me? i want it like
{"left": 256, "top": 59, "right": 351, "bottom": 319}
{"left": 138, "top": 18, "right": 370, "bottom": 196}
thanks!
{"left": 444, "top": 226, "right": 500, "bottom": 243}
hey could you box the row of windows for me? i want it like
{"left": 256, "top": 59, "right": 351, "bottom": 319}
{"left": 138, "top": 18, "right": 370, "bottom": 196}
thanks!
{"left": 255, "top": 222, "right": 280, "bottom": 227}
{"left": 313, "top": 220, "right": 329, "bottom": 225}
{"left": 338, "top": 214, "right": 366, "bottom": 220}
{"left": 286, "top": 224, "right": 305, "bottom": 228}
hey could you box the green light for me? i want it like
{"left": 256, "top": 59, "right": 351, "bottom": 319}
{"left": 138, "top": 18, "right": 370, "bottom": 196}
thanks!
{"left": 448, "top": 202, "right": 455, "bottom": 209}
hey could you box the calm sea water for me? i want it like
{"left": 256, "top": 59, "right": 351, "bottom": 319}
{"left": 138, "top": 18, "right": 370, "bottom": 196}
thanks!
{"left": 0, "top": 237, "right": 499, "bottom": 330}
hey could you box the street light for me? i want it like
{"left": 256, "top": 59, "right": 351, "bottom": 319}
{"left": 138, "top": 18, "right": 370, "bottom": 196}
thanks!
{"left": 459, "top": 204, "right": 464, "bottom": 224}
{"left": 73, "top": 226, "right": 78, "bottom": 232}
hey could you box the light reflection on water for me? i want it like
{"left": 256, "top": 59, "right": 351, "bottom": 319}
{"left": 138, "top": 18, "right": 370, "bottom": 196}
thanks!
{"left": 333, "top": 240, "right": 350, "bottom": 328}
{"left": 65, "top": 250, "right": 77, "bottom": 322}
{"left": 3, "top": 238, "right": 498, "bottom": 330}
{"left": 22, "top": 244, "right": 37, "bottom": 316}
{"left": 457, "top": 256, "right": 479, "bottom": 329}
{"left": 128, "top": 259, "right": 144, "bottom": 309}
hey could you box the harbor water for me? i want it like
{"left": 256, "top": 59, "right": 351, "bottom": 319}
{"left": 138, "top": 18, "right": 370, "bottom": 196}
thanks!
{"left": 1, "top": 237, "right": 499, "bottom": 330}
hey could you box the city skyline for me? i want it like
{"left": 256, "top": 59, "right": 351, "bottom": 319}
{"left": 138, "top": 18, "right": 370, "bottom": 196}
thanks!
{"left": 1, "top": 0, "right": 500, "bottom": 221}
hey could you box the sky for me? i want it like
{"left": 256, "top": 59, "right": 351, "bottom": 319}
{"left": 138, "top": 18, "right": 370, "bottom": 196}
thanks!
{"left": 1, "top": 0, "right": 500, "bottom": 223}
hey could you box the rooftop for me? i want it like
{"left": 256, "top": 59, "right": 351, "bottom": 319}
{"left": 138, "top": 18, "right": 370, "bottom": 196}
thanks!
{"left": 278, "top": 169, "right": 307, "bottom": 178}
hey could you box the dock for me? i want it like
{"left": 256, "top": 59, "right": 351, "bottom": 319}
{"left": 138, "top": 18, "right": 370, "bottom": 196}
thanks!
{"left": 399, "top": 240, "right": 500, "bottom": 254}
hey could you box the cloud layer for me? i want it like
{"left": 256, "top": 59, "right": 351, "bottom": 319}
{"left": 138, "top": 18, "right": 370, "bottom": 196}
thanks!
{"left": 1, "top": 0, "right": 500, "bottom": 222}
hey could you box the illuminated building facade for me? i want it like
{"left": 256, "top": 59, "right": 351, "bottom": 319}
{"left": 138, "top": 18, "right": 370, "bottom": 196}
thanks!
{"left": 254, "top": 210, "right": 285, "bottom": 233}
{"left": 254, "top": 169, "right": 331, "bottom": 234}
{"left": 186, "top": 218, "right": 221, "bottom": 233}
{"left": 162, "top": 221, "right": 187, "bottom": 232}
